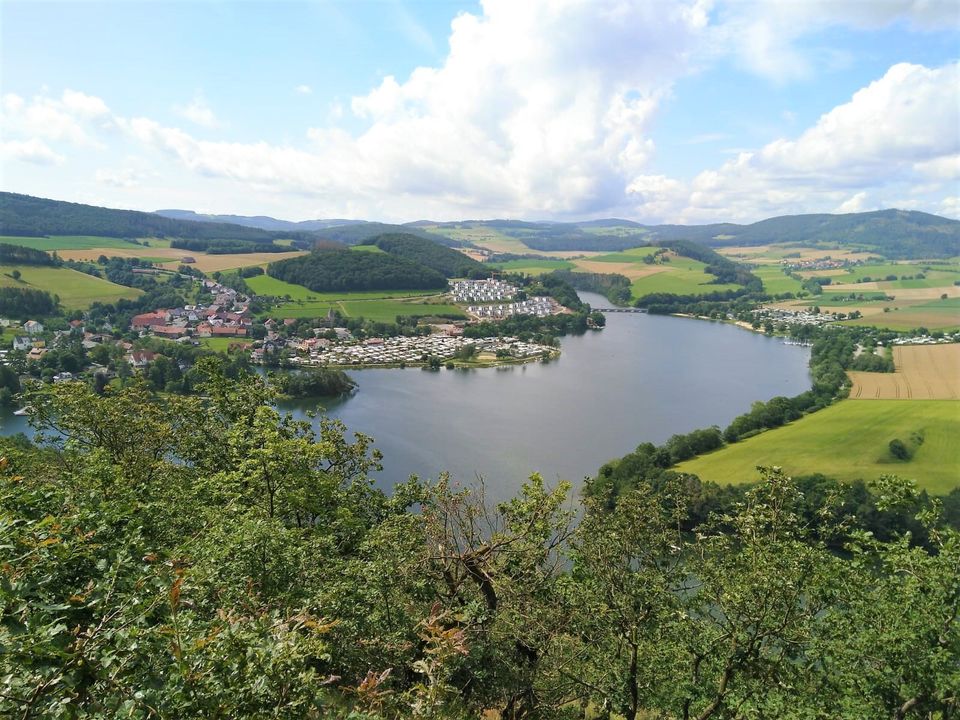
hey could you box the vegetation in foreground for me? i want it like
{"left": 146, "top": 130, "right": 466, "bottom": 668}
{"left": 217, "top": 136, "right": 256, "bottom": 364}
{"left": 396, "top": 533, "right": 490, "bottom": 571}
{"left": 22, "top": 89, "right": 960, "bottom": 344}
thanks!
{"left": 2, "top": 364, "right": 958, "bottom": 719}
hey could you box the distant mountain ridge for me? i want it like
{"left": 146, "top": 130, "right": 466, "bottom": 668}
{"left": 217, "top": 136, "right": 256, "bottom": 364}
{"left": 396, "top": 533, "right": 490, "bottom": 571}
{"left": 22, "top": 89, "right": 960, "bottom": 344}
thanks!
{"left": 0, "top": 193, "right": 314, "bottom": 246}
{"left": 155, "top": 209, "right": 368, "bottom": 232}
{"left": 3, "top": 193, "right": 958, "bottom": 259}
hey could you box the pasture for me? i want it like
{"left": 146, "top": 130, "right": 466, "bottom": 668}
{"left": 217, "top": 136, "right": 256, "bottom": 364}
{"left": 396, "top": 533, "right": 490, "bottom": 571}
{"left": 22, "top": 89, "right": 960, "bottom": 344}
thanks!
{"left": 488, "top": 258, "right": 574, "bottom": 275}
{"left": 848, "top": 344, "right": 960, "bottom": 400}
{"left": 0, "top": 235, "right": 143, "bottom": 251}
{"left": 0, "top": 264, "right": 141, "bottom": 309}
{"left": 58, "top": 246, "right": 306, "bottom": 272}
{"left": 676, "top": 399, "right": 960, "bottom": 495}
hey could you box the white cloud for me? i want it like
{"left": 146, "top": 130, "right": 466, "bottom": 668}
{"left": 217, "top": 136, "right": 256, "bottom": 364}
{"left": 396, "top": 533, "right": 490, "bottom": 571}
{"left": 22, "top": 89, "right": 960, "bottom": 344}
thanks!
{"left": 673, "top": 61, "right": 960, "bottom": 221}
{"left": 1, "top": 90, "right": 110, "bottom": 147}
{"left": 712, "top": 0, "right": 960, "bottom": 81}
{"left": 1, "top": 138, "right": 65, "bottom": 165}
{"left": 295, "top": 85, "right": 313, "bottom": 95}
{"left": 95, "top": 166, "right": 150, "bottom": 188}
{"left": 117, "top": 0, "right": 709, "bottom": 218}
{"left": 835, "top": 191, "right": 871, "bottom": 214}
{"left": 174, "top": 94, "right": 220, "bottom": 129}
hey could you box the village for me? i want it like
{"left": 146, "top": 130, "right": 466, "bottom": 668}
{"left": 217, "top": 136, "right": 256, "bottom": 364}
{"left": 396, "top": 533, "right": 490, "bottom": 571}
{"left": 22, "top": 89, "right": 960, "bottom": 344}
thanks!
{"left": 0, "top": 275, "right": 568, "bottom": 391}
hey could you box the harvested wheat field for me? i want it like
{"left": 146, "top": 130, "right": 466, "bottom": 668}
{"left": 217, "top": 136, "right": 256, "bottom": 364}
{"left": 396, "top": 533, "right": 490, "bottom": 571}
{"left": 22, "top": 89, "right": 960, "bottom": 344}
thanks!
{"left": 572, "top": 260, "right": 670, "bottom": 280}
{"left": 58, "top": 247, "right": 306, "bottom": 272}
{"left": 849, "top": 344, "right": 960, "bottom": 399}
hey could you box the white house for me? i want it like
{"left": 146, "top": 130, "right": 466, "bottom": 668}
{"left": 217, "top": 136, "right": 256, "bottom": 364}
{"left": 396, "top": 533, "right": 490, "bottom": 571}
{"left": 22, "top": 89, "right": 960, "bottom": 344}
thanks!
{"left": 23, "top": 320, "right": 43, "bottom": 335}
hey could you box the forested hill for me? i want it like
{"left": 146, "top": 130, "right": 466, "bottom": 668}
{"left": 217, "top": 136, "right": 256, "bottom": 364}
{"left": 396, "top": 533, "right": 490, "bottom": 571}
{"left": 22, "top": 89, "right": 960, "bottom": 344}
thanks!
{"left": 155, "top": 209, "right": 368, "bottom": 233}
{"left": 366, "top": 233, "right": 484, "bottom": 277}
{"left": 267, "top": 248, "right": 447, "bottom": 292}
{"left": 0, "top": 193, "right": 310, "bottom": 243}
{"left": 314, "top": 222, "right": 463, "bottom": 247}
{"left": 428, "top": 210, "right": 960, "bottom": 258}
{"left": 650, "top": 209, "right": 960, "bottom": 258}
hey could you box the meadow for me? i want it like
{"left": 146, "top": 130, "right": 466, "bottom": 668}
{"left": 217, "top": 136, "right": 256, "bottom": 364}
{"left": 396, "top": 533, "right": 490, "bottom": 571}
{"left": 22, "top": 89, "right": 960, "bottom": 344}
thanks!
{"left": 0, "top": 264, "right": 141, "bottom": 309}
{"left": 0, "top": 235, "right": 144, "bottom": 251}
{"left": 487, "top": 258, "right": 574, "bottom": 275}
{"left": 676, "top": 399, "right": 960, "bottom": 494}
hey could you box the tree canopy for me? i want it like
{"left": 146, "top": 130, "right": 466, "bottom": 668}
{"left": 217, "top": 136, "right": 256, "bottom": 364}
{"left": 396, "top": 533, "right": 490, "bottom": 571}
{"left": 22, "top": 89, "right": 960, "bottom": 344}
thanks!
{"left": 1, "top": 365, "right": 957, "bottom": 719}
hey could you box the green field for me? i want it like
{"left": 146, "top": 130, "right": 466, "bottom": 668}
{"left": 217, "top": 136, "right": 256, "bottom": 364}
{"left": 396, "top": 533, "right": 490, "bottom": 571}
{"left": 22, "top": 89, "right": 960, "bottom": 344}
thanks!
{"left": 349, "top": 244, "right": 385, "bottom": 253}
{"left": 0, "top": 235, "right": 146, "bottom": 251}
{"left": 754, "top": 265, "right": 805, "bottom": 295}
{"left": 339, "top": 300, "right": 465, "bottom": 323}
{"left": 630, "top": 256, "right": 741, "bottom": 298}
{"left": 677, "top": 400, "right": 960, "bottom": 494}
{"left": 246, "top": 273, "right": 440, "bottom": 302}
{"left": 0, "top": 264, "right": 142, "bottom": 309}
{"left": 488, "top": 258, "right": 574, "bottom": 275}
{"left": 198, "top": 337, "right": 251, "bottom": 352}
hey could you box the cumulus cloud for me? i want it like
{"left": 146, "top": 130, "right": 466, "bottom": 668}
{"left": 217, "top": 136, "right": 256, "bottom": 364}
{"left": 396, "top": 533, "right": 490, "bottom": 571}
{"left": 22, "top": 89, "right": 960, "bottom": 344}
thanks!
{"left": 174, "top": 94, "right": 220, "bottom": 129}
{"left": 113, "top": 0, "right": 709, "bottom": 218}
{"left": 1, "top": 138, "right": 65, "bottom": 165}
{"left": 713, "top": 0, "right": 960, "bottom": 81}
{"left": 1, "top": 90, "right": 110, "bottom": 147}
{"left": 674, "top": 61, "right": 960, "bottom": 221}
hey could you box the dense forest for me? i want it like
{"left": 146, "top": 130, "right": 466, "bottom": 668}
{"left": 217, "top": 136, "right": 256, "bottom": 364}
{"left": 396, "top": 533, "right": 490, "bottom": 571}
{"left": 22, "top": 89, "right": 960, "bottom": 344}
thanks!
{"left": 0, "top": 193, "right": 311, "bottom": 244}
{"left": 169, "top": 238, "right": 297, "bottom": 254}
{"left": 0, "top": 243, "right": 58, "bottom": 266}
{"left": 267, "top": 248, "right": 448, "bottom": 292}
{"left": 2, "top": 364, "right": 957, "bottom": 719}
{"left": 365, "top": 233, "right": 485, "bottom": 277}
{"left": 0, "top": 286, "right": 58, "bottom": 317}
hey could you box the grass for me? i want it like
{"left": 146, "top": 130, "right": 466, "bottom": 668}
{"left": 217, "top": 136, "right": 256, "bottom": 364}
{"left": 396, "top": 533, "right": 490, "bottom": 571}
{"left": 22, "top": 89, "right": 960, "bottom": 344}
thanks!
{"left": 488, "top": 259, "right": 574, "bottom": 275}
{"left": 246, "top": 273, "right": 440, "bottom": 302}
{"left": 676, "top": 399, "right": 960, "bottom": 494}
{"left": 754, "top": 265, "right": 805, "bottom": 295}
{"left": 349, "top": 245, "right": 385, "bottom": 253}
{"left": 340, "top": 300, "right": 465, "bottom": 323}
{"left": 198, "top": 337, "right": 251, "bottom": 352}
{"left": 0, "top": 235, "right": 145, "bottom": 251}
{"left": 0, "top": 265, "right": 141, "bottom": 309}
{"left": 630, "top": 256, "right": 741, "bottom": 298}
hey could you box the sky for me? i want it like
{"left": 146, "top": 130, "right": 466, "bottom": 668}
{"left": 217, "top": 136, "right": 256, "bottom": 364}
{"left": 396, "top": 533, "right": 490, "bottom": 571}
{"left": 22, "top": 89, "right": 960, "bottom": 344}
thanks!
{"left": 1, "top": 0, "right": 958, "bottom": 224}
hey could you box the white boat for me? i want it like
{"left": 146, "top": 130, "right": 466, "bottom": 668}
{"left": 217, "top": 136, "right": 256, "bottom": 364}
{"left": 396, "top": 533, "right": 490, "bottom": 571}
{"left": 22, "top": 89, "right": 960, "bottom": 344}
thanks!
{"left": 12, "top": 405, "right": 32, "bottom": 416}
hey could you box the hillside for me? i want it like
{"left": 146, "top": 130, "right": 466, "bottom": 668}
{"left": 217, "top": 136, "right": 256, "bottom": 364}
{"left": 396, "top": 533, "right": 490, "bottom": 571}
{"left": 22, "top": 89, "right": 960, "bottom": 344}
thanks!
{"left": 0, "top": 193, "right": 310, "bottom": 246}
{"left": 316, "top": 222, "right": 463, "bottom": 247}
{"left": 267, "top": 248, "right": 447, "bottom": 292}
{"left": 430, "top": 210, "right": 960, "bottom": 258}
{"left": 367, "top": 233, "right": 484, "bottom": 277}
{"left": 155, "top": 209, "right": 368, "bottom": 232}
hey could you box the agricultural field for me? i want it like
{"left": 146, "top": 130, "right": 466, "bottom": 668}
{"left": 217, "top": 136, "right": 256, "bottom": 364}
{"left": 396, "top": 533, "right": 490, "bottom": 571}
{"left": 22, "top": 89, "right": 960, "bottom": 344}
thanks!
{"left": 566, "top": 248, "right": 739, "bottom": 298}
{"left": 677, "top": 399, "right": 960, "bottom": 495}
{"left": 753, "top": 265, "right": 805, "bottom": 295}
{"left": 0, "top": 235, "right": 148, "bottom": 251}
{"left": 717, "top": 244, "right": 878, "bottom": 264}
{"left": 422, "top": 225, "right": 600, "bottom": 259}
{"left": 339, "top": 299, "right": 465, "bottom": 323}
{"left": 487, "top": 258, "right": 574, "bottom": 275}
{"left": 246, "top": 274, "right": 458, "bottom": 321}
{"left": 848, "top": 343, "right": 960, "bottom": 400}
{"left": 0, "top": 264, "right": 141, "bottom": 309}
{"left": 198, "top": 337, "right": 253, "bottom": 352}
{"left": 350, "top": 244, "right": 385, "bottom": 253}
{"left": 57, "top": 246, "right": 305, "bottom": 272}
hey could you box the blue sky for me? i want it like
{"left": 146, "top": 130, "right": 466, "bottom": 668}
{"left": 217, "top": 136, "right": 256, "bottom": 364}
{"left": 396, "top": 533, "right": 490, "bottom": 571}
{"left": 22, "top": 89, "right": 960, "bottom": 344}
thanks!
{"left": 1, "top": 0, "right": 958, "bottom": 223}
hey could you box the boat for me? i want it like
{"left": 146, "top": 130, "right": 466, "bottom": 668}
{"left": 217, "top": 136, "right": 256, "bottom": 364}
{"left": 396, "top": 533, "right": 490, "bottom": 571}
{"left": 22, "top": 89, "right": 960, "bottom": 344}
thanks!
{"left": 12, "top": 405, "right": 32, "bottom": 416}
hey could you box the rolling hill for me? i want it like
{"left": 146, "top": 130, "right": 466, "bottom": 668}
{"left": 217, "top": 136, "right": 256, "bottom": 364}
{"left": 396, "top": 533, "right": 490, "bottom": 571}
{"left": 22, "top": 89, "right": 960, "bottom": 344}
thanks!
{"left": 0, "top": 193, "right": 313, "bottom": 246}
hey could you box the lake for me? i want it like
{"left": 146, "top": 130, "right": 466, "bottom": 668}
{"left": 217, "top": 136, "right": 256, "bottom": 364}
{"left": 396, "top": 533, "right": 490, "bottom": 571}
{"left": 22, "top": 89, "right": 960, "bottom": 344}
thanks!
{"left": 282, "top": 292, "right": 811, "bottom": 499}
{"left": 0, "top": 293, "right": 812, "bottom": 500}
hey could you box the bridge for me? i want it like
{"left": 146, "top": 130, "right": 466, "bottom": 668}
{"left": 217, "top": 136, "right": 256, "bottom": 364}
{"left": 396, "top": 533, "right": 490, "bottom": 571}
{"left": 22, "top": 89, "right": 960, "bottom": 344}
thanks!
{"left": 596, "top": 307, "right": 647, "bottom": 313}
